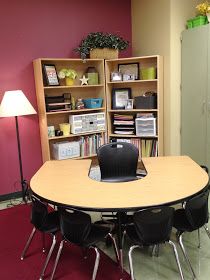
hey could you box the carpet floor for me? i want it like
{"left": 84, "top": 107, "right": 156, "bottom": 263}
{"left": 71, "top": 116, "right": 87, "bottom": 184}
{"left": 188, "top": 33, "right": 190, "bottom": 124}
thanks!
{"left": 0, "top": 204, "right": 130, "bottom": 280}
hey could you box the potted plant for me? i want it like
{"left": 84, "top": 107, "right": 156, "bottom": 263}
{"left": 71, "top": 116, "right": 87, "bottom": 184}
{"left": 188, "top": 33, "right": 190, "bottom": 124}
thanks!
{"left": 196, "top": 1, "right": 210, "bottom": 22}
{"left": 58, "top": 68, "right": 77, "bottom": 86}
{"left": 75, "top": 32, "right": 129, "bottom": 60}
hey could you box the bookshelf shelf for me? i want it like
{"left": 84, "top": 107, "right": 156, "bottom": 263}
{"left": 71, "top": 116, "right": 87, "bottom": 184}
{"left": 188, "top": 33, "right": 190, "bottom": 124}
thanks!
{"left": 44, "top": 84, "right": 104, "bottom": 90}
{"left": 48, "top": 130, "right": 106, "bottom": 140}
{"left": 107, "top": 79, "right": 157, "bottom": 84}
{"left": 46, "top": 107, "right": 105, "bottom": 115}
{"left": 109, "top": 134, "right": 158, "bottom": 138}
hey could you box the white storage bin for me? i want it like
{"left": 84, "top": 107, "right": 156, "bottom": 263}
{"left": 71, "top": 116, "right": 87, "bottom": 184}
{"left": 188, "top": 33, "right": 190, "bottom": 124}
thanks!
{"left": 52, "top": 141, "right": 80, "bottom": 160}
{"left": 135, "top": 117, "right": 156, "bottom": 136}
{"left": 69, "top": 112, "right": 105, "bottom": 134}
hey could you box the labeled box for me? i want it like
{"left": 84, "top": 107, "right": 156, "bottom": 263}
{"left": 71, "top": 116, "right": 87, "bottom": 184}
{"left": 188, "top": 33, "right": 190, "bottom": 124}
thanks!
{"left": 52, "top": 141, "right": 80, "bottom": 160}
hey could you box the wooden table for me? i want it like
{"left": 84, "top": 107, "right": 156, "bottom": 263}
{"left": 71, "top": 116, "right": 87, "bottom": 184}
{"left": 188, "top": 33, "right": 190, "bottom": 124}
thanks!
{"left": 30, "top": 155, "right": 209, "bottom": 273}
{"left": 31, "top": 156, "right": 208, "bottom": 211}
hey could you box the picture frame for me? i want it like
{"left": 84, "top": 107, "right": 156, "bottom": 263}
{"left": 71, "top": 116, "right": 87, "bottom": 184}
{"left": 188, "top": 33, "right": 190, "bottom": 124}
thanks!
{"left": 111, "top": 72, "right": 122, "bottom": 82}
{"left": 125, "top": 99, "right": 134, "bottom": 109}
{"left": 43, "top": 64, "right": 59, "bottom": 86}
{"left": 112, "top": 88, "right": 132, "bottom": 109}
{"left": 118, "top": 63, "right": 139, "bottom": 80}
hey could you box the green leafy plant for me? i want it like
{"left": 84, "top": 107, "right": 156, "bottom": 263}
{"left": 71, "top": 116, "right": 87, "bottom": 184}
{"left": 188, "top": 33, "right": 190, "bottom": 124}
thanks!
{"left": 75, "top": 32, "right": 129, "bottom": 59}
{"left": 58, "top": 68, "right": 77, "bottom": 79}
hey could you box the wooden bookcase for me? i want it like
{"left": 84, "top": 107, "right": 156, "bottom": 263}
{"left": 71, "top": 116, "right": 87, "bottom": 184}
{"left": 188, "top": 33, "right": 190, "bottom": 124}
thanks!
{"left": 33, "top": 58, "right": 106, "bottom": 162}
{"left": 105, "top": 55, "right": 163, "bottom": 157}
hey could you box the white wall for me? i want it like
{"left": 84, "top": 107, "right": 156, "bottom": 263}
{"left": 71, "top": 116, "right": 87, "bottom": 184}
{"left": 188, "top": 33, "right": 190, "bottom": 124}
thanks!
{"left": 131, "top": 0, "right": 201, "bottom": 155}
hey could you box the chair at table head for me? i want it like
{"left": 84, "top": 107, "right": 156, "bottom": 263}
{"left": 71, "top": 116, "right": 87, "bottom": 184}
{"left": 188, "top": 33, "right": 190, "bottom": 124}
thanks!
{"left": 21, "top": 195, "right": 60, "bottom": 280}
{"left": 97, "top": 142, "right": 139, "bottom": 182}
{"left": 173, "top": 189, "right": 210, "bottom": 279}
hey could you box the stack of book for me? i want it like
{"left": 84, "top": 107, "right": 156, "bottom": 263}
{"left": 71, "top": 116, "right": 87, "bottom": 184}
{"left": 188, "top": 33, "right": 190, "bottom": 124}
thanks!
{"left": 80, "top": 134, "right": 105, "bottom": 157}
{"left": 141, "top": 139, "right": 158, "bottom": 157}
{"left": 113, "top": 114, "right": 135, "bottom": 135}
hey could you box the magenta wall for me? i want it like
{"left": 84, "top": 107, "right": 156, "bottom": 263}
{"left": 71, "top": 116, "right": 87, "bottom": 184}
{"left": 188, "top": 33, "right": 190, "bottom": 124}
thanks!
{"left": 0, "top": 0, "right": 132, "bottom": 195}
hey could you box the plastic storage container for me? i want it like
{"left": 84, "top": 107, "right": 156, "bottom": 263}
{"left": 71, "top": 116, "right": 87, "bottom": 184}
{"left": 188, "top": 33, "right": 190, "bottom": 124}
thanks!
{"left": 83, "top": 98, "right": 103, "bottom": 109}
{"left": 187, "top": 19, "right": 193, "bottom": 29}
{"left": 192, "top": 15, "right": 207, "bottom": 27}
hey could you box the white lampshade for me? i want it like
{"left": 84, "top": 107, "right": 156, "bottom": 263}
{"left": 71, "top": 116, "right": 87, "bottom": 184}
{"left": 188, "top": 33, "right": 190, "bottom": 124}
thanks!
{"left": 0, "top": 90, "right": 36, "bottom": 117}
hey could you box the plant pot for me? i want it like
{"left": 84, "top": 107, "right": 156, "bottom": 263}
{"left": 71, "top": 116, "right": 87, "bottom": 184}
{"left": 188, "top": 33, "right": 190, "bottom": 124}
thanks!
{"left": 90, "top": 48, "right": 119, "bottom": 60}
{"left": 65, "top": 77, "right": 74, "bottom": 86}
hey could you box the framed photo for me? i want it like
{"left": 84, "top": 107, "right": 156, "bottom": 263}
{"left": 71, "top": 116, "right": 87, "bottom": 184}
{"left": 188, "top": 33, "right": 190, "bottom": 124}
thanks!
{"left": 112, "top": 88, "right": 132, "bottom": 109}
{"left": 111, "top": 72, "right": 122, "bottom": 82}
{"left": 118, "top": 63, "right": 139, "bottom": 80}
{"left": 43, "top": 64, "right": 59, "bottom": 86}
{"left": 125, "top": 99, "right": 134, "bottom": 109}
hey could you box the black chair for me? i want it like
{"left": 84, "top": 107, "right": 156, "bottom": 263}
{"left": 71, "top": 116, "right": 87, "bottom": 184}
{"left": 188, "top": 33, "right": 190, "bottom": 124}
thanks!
{"left": 96, "top": 141, "right": 139, "bottom": 224}
{"left": 50, "top": 208, "right": 119, "bottom": 280}
{"left": 96, "top": 142, "right": 140, "bottom": 264}
{"left": 126, "top": 207, "right": 185, "bottom": 280}
{"left": 21, "top": 195, "right": 60, "bottom": 280}
{"left": 97, "top": 142, "right": 139, "bottom": 182}
{"left": 173, "top": 189, "right": 210, "bottom": 279}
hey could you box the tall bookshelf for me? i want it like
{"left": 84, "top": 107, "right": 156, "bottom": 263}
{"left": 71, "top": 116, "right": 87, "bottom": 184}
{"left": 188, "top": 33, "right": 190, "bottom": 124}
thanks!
{"left": 105, "top": 55, "right": 163, "bottom": 157}
{"left": 33, "top": 58, "right": 106, "bottom": 162}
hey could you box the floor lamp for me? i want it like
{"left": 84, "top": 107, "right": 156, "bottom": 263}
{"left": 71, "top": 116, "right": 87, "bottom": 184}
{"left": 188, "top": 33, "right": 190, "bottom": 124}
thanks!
{"left": 0, "top": 90, "right": 37, "bottom": 202}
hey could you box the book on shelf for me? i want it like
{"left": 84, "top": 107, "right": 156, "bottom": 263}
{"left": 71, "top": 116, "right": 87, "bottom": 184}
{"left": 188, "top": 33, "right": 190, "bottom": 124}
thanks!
{"left": 80, "top": 134, "right": 104, "bottom": 157}
{"left": 111, "top": 138, "right": 158, "bottom": 157}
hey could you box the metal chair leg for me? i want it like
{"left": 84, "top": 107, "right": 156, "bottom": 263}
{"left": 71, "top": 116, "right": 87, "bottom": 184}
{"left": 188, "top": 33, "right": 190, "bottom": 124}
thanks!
{"left": 21, "top": 227, "right": 36, "bottom": 260}
{"left": 197, "top": 229, "right": 201, "bottom": 248}
{"left": 42, "top": 232, "right": 46, "bottom": 253}
{"left": 178, "top": 233, "right": 196, "bottom": 279}
{"left": 203, "top": 224, "right": 210, "bottom": 239}
{"left": 151, "top": 244, "right": 160, "bottom": 257}
{"left": 168, "top": 240, "right": 185, "bottom": 280}
{"left": 50, "top": 240, "right": 64, "bottom": 280}
{"left": 128, "top": 245, "right": 140, "bottom": 280}
{"left": 90, "top": 246, "right": 100, "bottom": 280}
{"left": 107, "top": 232, "right": 120, "bottom": 263}
{"left": 40, "top": 234, "right": 57, "bottom": 280}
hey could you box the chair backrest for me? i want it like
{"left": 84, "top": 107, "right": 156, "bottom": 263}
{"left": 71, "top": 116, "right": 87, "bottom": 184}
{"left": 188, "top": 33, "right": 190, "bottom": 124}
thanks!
{"left": 200, "top": 165, "right": 209, "bottom": 174}
{"left": 184, "top": 190, "right": 209, "bottom": 230}
{"left": 97, "top": 142, "right": 139, "bottom": 182}
{"left": 133, "top": 207, "right": 174, "bottom": 245}
{"left": 31, "top": 195, "right": 48, "bottom": 230}
{"left": 59, "top": 209, "right": 91, "bottom": 245}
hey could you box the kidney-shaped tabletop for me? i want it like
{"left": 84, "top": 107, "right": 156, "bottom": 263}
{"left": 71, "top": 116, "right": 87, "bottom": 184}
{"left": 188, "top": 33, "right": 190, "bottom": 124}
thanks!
{"left": 30, "top": 156, "right": 209, "bottom": 212}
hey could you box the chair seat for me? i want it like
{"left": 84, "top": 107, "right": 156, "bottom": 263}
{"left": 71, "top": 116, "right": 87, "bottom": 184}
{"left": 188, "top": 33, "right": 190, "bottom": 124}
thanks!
{"left": 173, "top": 209, "right": 193, "bottom": 232}
{"left": 39, "top": 211, "right": 60, "bottom": 233}
{"left": 64, "top": 224, "right": 110, "bottom": 247}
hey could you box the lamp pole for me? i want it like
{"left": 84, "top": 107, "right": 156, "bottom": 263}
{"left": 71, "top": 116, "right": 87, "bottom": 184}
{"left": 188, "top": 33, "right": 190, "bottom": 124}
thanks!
{"left": 15, "top": 116, "right": 27, "bottom": 202}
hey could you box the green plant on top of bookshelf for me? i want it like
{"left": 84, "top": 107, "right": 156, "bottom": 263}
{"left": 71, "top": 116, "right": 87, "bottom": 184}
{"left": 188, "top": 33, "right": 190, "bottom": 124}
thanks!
{"left": 75, "top": 32, "right": 129, "bottom": 59}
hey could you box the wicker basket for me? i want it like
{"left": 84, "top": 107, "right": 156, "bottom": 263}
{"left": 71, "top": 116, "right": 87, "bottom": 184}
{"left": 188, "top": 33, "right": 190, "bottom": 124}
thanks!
{"left": 90, "top": 48, "right": 119, "bottom": 60}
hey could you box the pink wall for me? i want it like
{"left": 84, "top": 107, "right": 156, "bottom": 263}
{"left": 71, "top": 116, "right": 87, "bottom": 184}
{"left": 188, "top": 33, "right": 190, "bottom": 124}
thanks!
{"left": 0, "top": 0, "right": 132, "bottom": 195}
